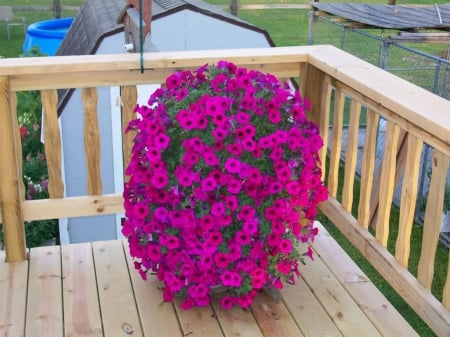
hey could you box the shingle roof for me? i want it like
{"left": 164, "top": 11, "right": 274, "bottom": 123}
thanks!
{"left": 56, "top": 0, "right": 124, "bottom": 56}
{"left": 311, "top": 3, "right": 450, "bottom": 30}
{"left": 56, "top": 0, "right": 273, "bottom": 56}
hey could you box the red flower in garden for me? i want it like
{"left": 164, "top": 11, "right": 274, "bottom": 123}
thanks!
{"left": 19, "top": 125, "right": 29, "bottom": 137}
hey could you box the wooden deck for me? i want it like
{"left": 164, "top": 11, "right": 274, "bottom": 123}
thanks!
{"left": 0, "top": 222, "right": 419, "bottom": 337}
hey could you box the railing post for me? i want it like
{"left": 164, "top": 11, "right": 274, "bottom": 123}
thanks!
{"left": 0, "top": 76, "right": 27, "bottom": 262}
{"left": 299, "top": 63, "right": 330, "bottom": 182}
{"left": 299, "top": 63, "right": 325, "bottom": 127}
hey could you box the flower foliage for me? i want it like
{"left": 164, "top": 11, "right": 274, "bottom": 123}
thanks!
{"left": 123, "top": 61, "right": 327, "bottom": 309}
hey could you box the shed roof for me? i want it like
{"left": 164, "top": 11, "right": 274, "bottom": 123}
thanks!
{"left": 56, "top": 0, "right": 273, "bottom": 56}
{"left": 311, "top": 3, "right": 450, "bottom": 30}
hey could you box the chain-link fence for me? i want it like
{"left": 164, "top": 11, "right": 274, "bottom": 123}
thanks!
{"left": 309, "top": 14, "right": 450, "bottom": 247}
{"left": 309, "top": 15, "right": 450, "bottom": 98}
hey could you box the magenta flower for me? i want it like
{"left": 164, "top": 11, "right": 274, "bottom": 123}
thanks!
{"left": 201, "top": 176, "right": 217, "bottom": 192}
{"left": 174, "top": 166, "right": 194, "bottom": 187}
{"left": 220, "top": 270, "right": 242, "bottom": 287}
{"left": 214, "top": 252, "right": 231, "bottom": 269}
{"left": 220, "top": 296, "right": 235, "bottom": 309}
{"left": 211, "top": 202, "right": 226, "bottom": 217}
{"left": 124, "top": 61, "right": 327, "bottom": 310}
{"left": 224, "top": 157, "right": 242, "bottom": 174}
{"left": 278, "top": 239, "right": 293, "bottom": 254}
{"left": 150, "top": 170, "right": 168, "bottom": 189}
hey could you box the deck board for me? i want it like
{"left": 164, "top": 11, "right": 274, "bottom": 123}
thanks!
{"left": 0, "top": 222, "right": 419, "bottom": 337}
{"left": 124, "top": 247, "right": 181, "bottom": 337}
{"left": 282, "top": 277, "right": 343, "bottom": 337}
{"left": 25, "top": 245, "right": 63, "bottom": 337}
{"left": 61, "top": 242, "right": 103, "bottom": 337}
{"left": 311, "top": 222, "right": 420, "bottom": 337}
{"left": 0, "top": 250, "right": 28, "bottom": 337}
{"left": 252, "top": 292, "right": 306, "bottom": 337}
{"left": 92, "top": 240, "right": 144, "bottom": 337}
{"left": 300, "top": 243, "right": 383, "bottom": 337}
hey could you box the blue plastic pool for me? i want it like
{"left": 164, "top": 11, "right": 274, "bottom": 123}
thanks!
{"left": 23, "top": 17, "right": 74, "bottom": 56}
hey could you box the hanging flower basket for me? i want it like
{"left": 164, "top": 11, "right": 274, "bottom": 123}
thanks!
{"left": 122, "top": 61, "right": 327, "bottom": 310}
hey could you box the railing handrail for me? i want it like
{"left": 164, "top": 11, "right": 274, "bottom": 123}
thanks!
{"left": 1, "top": 45, "right": 448, "bottom": 147}
{"left": 0, "top": 45, "right": 449, "bottom": 336}
{"left": 306, "top": 47, "right": 450, "bottom": 155}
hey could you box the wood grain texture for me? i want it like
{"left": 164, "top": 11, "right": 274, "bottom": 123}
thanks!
{"left": 22, "top": 194, "right": 123, "bottom": 222}
{"left": 62, "top": 243, "right": 103, "bottom": 337}
{"left": 313, "top": 222, "right": 419, "bottom": 337}
{"left": 174, "top": 301, "right": 223, "bottom": 337}
{"left": 307, "top": 46, "right": 450, "bottom": 157}
{"left": 300, "top": 63, "right": 324, "bottom": 126}
{"left": 92, "top": 240, "right": 144, "bottom": 337}
{"left": 282, "top": 277, "right": 344, "bottom": 337}
{"left": 341, "top": 98, "right": 361, "bottom": 212}
{"left": 300, "top": 237, "right": 383, "bottom": 337}
{"left": 395, "top": 135, "right": 423, "bottom": 267}
{"left": 41, "top": 89, "right": 64, "bottom": 198}
{"left": 0, "top": 76, "right": 26, "bottom": 262}
{"left": 318, "top": 75, "right": 332, "bottom": 182}
{"left": 0, "top": 234, "right": 436, "bottom": 337}
{"left": 211, "top": 298, "right": 264, "bottom": 337}
{"left": 25, "top": 246, "right": 63, "bottom": 337}
{"left": 418, "top": 150, "right": 450, "bottom": 290}
{"left": 251, "top": 292, "right": 305, "bottom": 337}
{"left": 120, "top": 85, "right": 137, "bottom": 183}
{"left": 320, "top": 197, "right": 450, "bottom": 337}
{"left": 124, "top": 241, "right": 182, "bottom": 337}
{"left": 375, "top": 121, "right": 400, "bottom": 247}
{"left": 357, "top": 109, "right": 379, "bottom": 228}
{"left": 82, "top": 87, "right": 102, "bottom": 196}
{"left": 0, "top": 250, "right": 28, "bottom": 337}
{"left": 328, "top": 87, "right": 345, "bottom": 198}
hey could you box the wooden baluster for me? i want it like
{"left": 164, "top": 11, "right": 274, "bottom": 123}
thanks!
{"left": 444, "top": 252, "right": 450, "bottom": 309}
{"left": 375, "top": 120, "right": 400, "bottom": 247}
{"left": 41, "top": 90, "right": 64, "bottom": 198}
{"left": 341, "top": 99, "right": 361, "bottom": 212}
{"left": 395, "top": 134, "right": 423, "bottom": 267}
{"left": 11, "top": 93, "right": 25, "bottom": 201}
{"left": 120, "top": 85, "right": 137, "bottom": 182}
{"left": 0, "top": 76, "right": 26, "bottom": 261}
{"left": 418, "top": 150, "right": 449, "bottom": 290}
{"left": 369, "top": 130, "right": 408, "bottom": 230}
{"left": 327, "top": 86, "right": 345, "bottom": 198}
{"left": 318, "top": 76, "right": 332, "bottom": 182}
{"left": 82, "top": 87, "right": 102, "bottom": 196}
{"left": 358, "top": 109, "right": 379, "bottom": 228}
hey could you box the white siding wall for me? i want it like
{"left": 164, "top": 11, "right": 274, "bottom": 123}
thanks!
{"left": 60, "top": 10, "right": 271, "bottom": 243}
{"left": 152, "top": 10, "right": 270, "bottom": 50}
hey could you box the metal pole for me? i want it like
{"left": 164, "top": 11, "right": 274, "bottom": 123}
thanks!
{"left": 308, "top": 10, "right": 314, "bottom": 45}
{"left": 54, "top": 0, "right": 61, "bottom": 19}
{"left": 379, "top": 40, "right": 390, "bottom": 69}
{"left": 433, "top": 60, "right": 442, "bottom": 95}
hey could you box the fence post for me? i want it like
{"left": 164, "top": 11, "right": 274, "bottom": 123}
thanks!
{"left": 0, "top": 76, "right": 27, "bottom": 262}
{"left": 379, "top": 39, "right": 390, "bottom": 69}
{"left": 433, "top": 60, "right": 442, "bottom": 95}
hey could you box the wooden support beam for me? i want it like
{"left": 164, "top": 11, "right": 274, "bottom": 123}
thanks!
{"left": 0, "top": 76, "right": 26, "bottom": 262}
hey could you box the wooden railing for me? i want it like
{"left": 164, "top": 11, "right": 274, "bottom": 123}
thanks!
{"left": 0, "top": 46, "right": 449, "bottom": 336}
